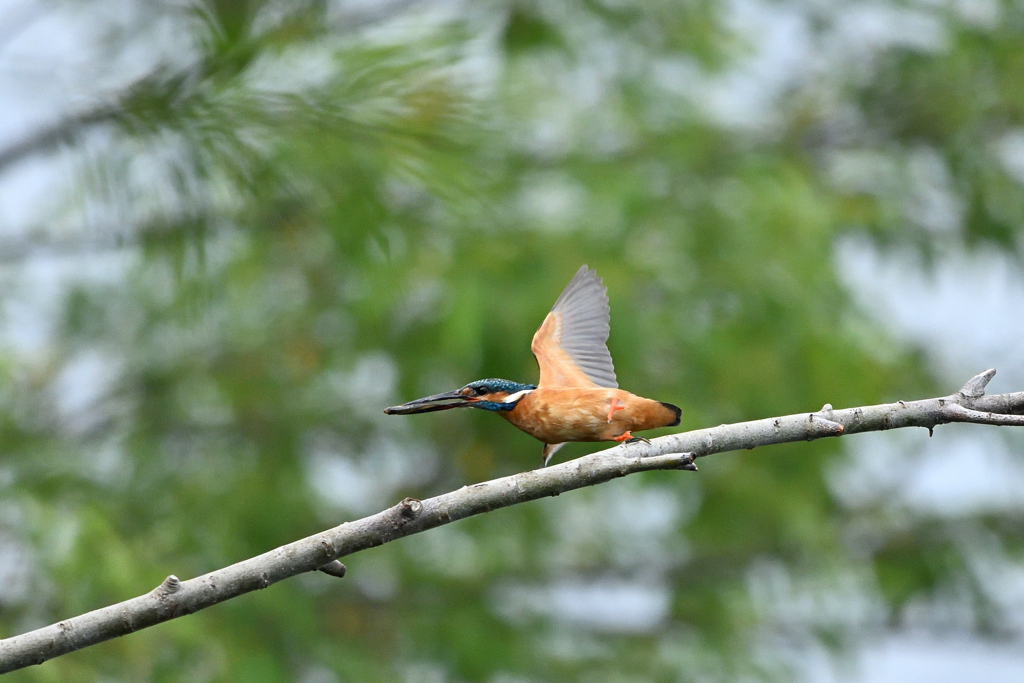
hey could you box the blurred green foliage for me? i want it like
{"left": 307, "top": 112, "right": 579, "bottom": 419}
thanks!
{"left": 0, "top": 0, "right": 1022, "bottom": 681}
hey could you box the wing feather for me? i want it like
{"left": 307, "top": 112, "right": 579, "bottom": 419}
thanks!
{"left": 530, "top": 265, "right": 618, "bottom": 388}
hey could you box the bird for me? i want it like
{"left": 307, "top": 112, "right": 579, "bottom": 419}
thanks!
{"left": 384, "top": 265, "right": 681, "bottom": 467}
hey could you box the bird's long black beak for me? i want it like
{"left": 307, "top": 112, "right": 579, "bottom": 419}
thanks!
{"left": 384, "top": 390, "right": 472, "bottom": 415}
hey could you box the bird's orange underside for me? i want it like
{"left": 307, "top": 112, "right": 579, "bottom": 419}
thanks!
{"left": 502, "top": 387, "right": 676, "bottom": 444}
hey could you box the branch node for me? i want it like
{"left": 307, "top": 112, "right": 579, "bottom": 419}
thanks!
{"left": 319, "top": 539, "right": 337, "bottom": 561}
{"left": 318, "top": 560, "right": 347, "bottom": 579}
{"left": 959, "top": 368, "right": 996, "bottom": 398}
{"left": 153, "top": 575, "right": 180, "bottom": 597}
{"left": 399, "top": 497, "right": 422, "bottom": 519}
{"left": 807, "top": 413, "right": 844, "bottom": 438}
{"left": 120, "top": 608, "right": 135, "bottom": 633}
{"left": 679, "top": 453, "right": 698, "bottom": 471}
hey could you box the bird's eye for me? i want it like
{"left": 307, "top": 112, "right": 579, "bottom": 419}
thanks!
{"left": 476, "top": 386, "right": 488, "bottom": 396}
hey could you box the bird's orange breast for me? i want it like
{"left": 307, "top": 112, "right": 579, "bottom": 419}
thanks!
{"left": 502, "top": 387, "right": 678, "bottom": 444}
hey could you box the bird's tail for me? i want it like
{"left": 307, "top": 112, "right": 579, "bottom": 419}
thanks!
{"left": 660, "top": 402, "right": 682, "bottom": 427}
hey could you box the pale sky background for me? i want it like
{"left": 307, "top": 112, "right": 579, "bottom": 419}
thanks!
{"left": 1, "top": 0, "right": 1023, "bottom": 681}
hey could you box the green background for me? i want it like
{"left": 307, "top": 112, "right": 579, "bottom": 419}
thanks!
{"left": 0, "top": 0, "right": 1022, "bottom": 680}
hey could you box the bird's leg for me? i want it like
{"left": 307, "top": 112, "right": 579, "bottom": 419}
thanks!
{"left": 614, "top": 431, "right": 650, "bottom": 444}
{"left": 542, "top": 443, "right": 565, "bottom": 467}
{"left": 606, "top": 397, "right": 626, "bottom": 423}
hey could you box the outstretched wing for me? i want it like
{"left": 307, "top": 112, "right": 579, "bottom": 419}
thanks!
{"left": 531, "top": 265, "right": 618, "bottom": 388}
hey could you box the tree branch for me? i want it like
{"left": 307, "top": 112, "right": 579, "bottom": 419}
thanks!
{"left": 0, "top": 105, "right": 121, "bottom": 177}
{"left": 1, "top": 369, "right": 1021, "bottom": 672}
{"left": 0, "top": 0, "right": 430, "bottom": 180}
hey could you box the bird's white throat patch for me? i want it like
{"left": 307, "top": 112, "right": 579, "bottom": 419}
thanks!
{"left": 504, "top": 389, "right": 534, "bottom": 404}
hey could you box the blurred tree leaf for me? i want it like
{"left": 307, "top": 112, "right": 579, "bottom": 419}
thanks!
{"left": 0, "top": 0, "right": 1022, "bottom": 681}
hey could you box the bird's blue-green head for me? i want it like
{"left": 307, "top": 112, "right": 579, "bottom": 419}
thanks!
{"left": 384, "top": 378, "right": 536, "bottom": 415}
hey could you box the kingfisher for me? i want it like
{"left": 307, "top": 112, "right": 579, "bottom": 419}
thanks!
{"left": 385, "top": 266, "right": 681, "bottom": 466}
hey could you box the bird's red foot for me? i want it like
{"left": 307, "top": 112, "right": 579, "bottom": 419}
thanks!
{"left": 606, "top": 397, "right": 626, "bottom": 423}
{"left": 615, "top": 431, "right": 651, "bottom": 444}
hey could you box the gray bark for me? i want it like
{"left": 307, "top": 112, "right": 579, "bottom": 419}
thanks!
{"left": 1, "top": 369, "right": 1021, "bottom": 673}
